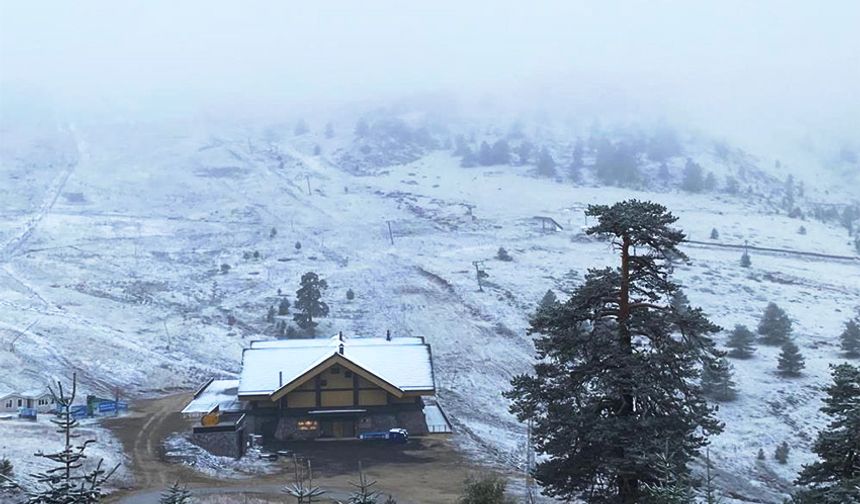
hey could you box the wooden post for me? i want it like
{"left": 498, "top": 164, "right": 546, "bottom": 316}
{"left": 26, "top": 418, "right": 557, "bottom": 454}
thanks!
{"left": 306, "top": 176, "right": 312, "bottom": 196}
{"left": 387, "top": 221, "right": 394, "bottom": 245}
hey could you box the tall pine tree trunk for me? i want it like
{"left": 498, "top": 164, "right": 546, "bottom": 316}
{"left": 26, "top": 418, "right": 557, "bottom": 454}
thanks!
{"left": 618, "top": 235, "right": 638, "bottom": 503}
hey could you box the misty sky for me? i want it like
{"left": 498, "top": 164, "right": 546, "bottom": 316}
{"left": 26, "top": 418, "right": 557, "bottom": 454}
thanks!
{"left": 1, "top": 1, "right": 859, "bottom": 135}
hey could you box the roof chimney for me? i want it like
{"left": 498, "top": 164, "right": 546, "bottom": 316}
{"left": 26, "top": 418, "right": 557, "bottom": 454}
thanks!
{"left": 386, "top": 329, "right": 391, "bottom": 341}
{"left": 339, "top": 331, "right": 344, "bottom": 342}
{"left": 279, "top": 371, "right": 283, "bottom": 387}
{"left": 338, "top": 343, "right": 344, "bottom": 355}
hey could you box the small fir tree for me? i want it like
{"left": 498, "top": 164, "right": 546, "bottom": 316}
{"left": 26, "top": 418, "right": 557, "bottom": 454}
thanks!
{"left": 710, "top": 228, "right": 720, "bottom": 240}
{"left": 160, "top": 482, "right": 192, "bottom": 504}
{"left": 758, "top": 302, "right": 793, "bottom": 345}
{"left": 345, "top": 462, "right": 380, "bottom": 504}
{"left": 792, "top": 363, "right": 860, "bottom": 503}
{"left": 458, "top": 474, "right": 511, "bottom": 504}
{"left": 642, "top": 444, "right": 694, "bottom": 504}
{"left": 0, "top": 457, "right": 11, "bottom": 477}
{"left": 278, "top": 298, "right": 291, "bottom": 316}
{"left": 777, "top": 341, "right": 805, "bottom": 377}
{"left": 293, "top": 272, "right": 329, "bottom": 331}
{"left": 756, "top": 448, "right": 766, "bottom": 461}
{"left": 295, "top": 241, "right": 302, "bottom": 252}
{"left": 266, "top": 306, "right": 276, "bottom": 323}
{"left": 774, "top": 441, "right": 790, "bottom": 464}
{"left": 536, "top": 147, "right": 556, "bottom": 178}
{"left": 496, "top": 247, "right": 513, "bottom": 262}
{"left": 840, "top": 318, "right": 860, "bottom": 357}
{"left": 294, "top": 119, "right": 309, "bottom": 136}
{"left": 346, "top": 288, "right": 355, "bottom": 301}
{"left": 324, "top": 122, "right": 335, "bottom": 139}
{"left": 740, "top": 251, "right": 752, "bottom": 268}
{"left": 701, "top": 357, "right": 738, "bottom": 402}
{"left": 726, "top": 324, "right": 756, "bottom": 359}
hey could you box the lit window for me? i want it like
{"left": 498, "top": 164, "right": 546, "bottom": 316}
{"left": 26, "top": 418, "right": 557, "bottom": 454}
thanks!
{"left": 297, "top": 419, "right": 318, "bottom": 431}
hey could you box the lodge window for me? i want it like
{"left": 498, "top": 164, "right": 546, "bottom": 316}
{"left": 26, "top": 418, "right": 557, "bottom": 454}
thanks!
{"left": 331, "top": 366, "right": 340, "bottom": 375}
{"left": 344, "top": 371, "right": 353, "bottom": 378}
{"left": 17, "top": 399, "right": 22, "bottom": 407}
{"left": 4, "top": 400, "right": 10, "bottom": 408}
{"left": 297, "top": 419, "right": 318, "bottom": 431}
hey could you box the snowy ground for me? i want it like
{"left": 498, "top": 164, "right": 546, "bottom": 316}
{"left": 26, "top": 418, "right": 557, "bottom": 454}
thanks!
{"left": 0, "top": 120, "right": 858, "bottom": 502}
{"left": 0, "top": 416, "right": 131, "bottom": 490}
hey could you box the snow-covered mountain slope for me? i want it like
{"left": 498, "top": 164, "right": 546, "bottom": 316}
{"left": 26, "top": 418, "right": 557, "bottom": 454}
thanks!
{"left": 0, "top": 121, "right": 858, "bottom": 502}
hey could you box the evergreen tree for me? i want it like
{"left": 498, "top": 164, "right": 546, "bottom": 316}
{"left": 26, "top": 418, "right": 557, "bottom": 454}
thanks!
{"left": 295, "top": 241, "right": 302, "bottom": 251}
{"left": 278, "top": 298, "right": 291, "bottom": 316}
{"left": 777, "top": 341, "right": 805, "bottom": 377}
{"left": 0, "top": 457, "right": 11, "bottom": 478}
{"left": 724, "top": 176, "right": 740, "bottom": 195}
{"left": 536, "top": 147, "right": 556, "bottom": 178}
{"left": 324, "top": 122, "right": 335, "bottom": 139}
{"left": 758, "top": 302, "right": 793, "bottom": 345}
{"left": 293, "top": 272, "right": 329, "bottom": 331}
{"left": 516, "top": 141, "right": 534, "bottom": 166}
{"left": 757, "top": 448, "right": 766, "bottom": 461}
{"left": 458, "top": 474, "right": 511, "bottom": 504}
{"left": 491, "top": 140, "right": 511, "bottom": 165}
{"left": 506, "top": 200, "right": 722, "bottom": 503}
{"left": 496, "top": 247, "right": 513, "bottom": 262}
{"left": 460, "top": 146, "right": 478, "bottom": 167}
{"left": 774, "top": 441, "right": 791, "bottom": 464}
{"left": 346, "top": 288, "right": 355, "bottom": 301}
{"left": 710, "top": 228, "right": 720, "bottom": 240}
{"left": 793, "top": 363, "right": 860, "bottom": 503}
{"left": 478, "top": 141, "right": 494, "bottom": 166}
{"left": 701, "top": 357, "right": 738, "bottom": 402}
{"left": 657, "top": 162, "right": 671, "bottom": 185}
{"left": 726, "top": 324, "right": 756, "bottom": 359}
{"left": 704, "top": 172, "right": 718, "bottom": 192}
{"left": 740, "top": 250, "right": 752, "bottom": 268}
{"left": 681, "top": 158, "right": 704, "bottom": 192}
{"left": 798, "top": 225, "right": 807, "bottom": 235}
{"left": 160, "top": 482, "right": 192, "bottom": 504}
{"left": 642, "top": 444, "right": 694, "bottom": 503}
{"left": 313, "top": 144, "right": 322, "bottom": 156}
{"left": 267, "top": 305, "right": 276, "bottom": 322}
{"left": 840, "top": 318, "right": 860, "bottom": 357}
{"left": 345, "top": 462, "right": 380, "bottom": 504}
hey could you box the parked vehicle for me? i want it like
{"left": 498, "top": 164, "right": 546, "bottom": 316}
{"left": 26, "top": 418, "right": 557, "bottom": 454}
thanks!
{"left": 358, "top": 428, "right": 409, "bottom": 444}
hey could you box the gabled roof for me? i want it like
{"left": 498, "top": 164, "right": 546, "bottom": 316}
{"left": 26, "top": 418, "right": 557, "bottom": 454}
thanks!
{"left": 238, "top": 335, "right": 435, "bottom": 399}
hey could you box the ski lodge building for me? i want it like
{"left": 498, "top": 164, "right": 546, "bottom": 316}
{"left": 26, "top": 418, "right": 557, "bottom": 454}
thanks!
{"left": 183, "top": 333, "right": 450, "bottom": 456}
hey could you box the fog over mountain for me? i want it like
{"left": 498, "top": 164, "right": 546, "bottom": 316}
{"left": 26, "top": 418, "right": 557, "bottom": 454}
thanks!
{"left": 2, "top": 1, "right": 858, "bottom": 143}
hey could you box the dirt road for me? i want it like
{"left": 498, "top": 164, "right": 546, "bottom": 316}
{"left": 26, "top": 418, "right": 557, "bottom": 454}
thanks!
{"left": 103, "top": 393, "right": 496, "bottom": 503}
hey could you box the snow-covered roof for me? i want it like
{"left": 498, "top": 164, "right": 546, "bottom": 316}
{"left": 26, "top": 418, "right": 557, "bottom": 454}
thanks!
{"left": 181, "top": 379, "right": 241, "bottom": 416}
{"left": 239, "top": 335, "right": 435, "bottom": 398}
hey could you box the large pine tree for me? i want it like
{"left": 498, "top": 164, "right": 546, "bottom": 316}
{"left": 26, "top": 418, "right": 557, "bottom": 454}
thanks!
{"left": 793, "top": 363, "right": 860, "bottom": 503}
{"left": 293, "top": 272, "right": 329, "bottom": 331}
{"left": 506, "top": 200, "right": 722, "bottom": 503}
{"left": 758, "top": 302, "right": 793, "bottom": 345}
